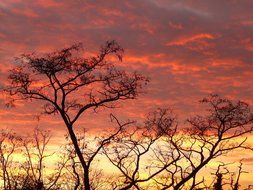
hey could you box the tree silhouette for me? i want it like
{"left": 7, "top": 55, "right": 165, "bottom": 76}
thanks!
{"left": 21, "top": 128, "right": 68, "bottom": 190}
{"left": 153, "top": 94, "right": 253, "bottom": 189}
{"left": 102, "top": 95, "right": 253, "bottom": 189}
{"left": 231, "top": 162, "right": 246, "bottom": 190}
{"left": 5, "top": 41, "right": 148, "bottom": 190}
{"left": 0, "top": 130, "right": 22, "bottom": 189}
{"left": 103, "top": 108, "right": 178, "bottom": 190}
{"left": 0, "top": 128, "right": 67, "bottom": 190}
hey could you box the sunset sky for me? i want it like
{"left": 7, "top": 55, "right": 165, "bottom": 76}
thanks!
{"left": 1, "top": 0, "right": 253, "bottom": 187}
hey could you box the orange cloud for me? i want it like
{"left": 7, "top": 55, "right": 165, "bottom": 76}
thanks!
{"left": 166, "top": 33, "right": 216, "bottom": 46}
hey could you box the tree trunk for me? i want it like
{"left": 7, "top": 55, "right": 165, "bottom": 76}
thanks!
{"left": 213, "top": 173, "right": 223, "bottom": 190}
{"left": 67, "top": 125, "right": 90, "bottom": 190}
{"left": 84, "top": 167, "right": 90, "bottom": 190}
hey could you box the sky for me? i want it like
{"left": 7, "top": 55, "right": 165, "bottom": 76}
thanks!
{"left": 1, "top": 0, "right": 253, "bottom": 185}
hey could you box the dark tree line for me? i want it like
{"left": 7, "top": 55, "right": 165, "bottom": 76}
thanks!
{"left": 3, "top": 41, "right": 253, "bottom": 189}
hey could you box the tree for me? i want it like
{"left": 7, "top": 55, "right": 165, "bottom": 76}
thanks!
{"left": 103, "top": 108, "right": 178, "bottom": 190}
{"left": 22, "top": 128, "right": 67, "bottom": 190}
{"left": 231, "top": 162, "right": 247, "bottom": 190}
{"left": 5, "top": 40, "right": 148, "bottom": 190}
{"left": 22, "top": 128, "right": 51, "bottom": 190}
{"left": 154, "top": 94, "right": 253, "bottom": 189}
{"left": 0, "top": 128, "right": 67, "bottom": 190}
{"left": 0, "top": 130, "right": 22, "bottom": 189}
{"left": 212, "top": 164, "right": 228, "bottom": 190}
{"left": 100, "top": 95, "right": 253, "bottom": 189}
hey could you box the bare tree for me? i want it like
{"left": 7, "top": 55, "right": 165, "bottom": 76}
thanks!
{"left": 22, "top": 127, "right": 67, "bottom": 190}
{"left": 22, "top": 128, "right": 51, "bottom": 189}
{"left": 5, "top": 41, "right": 148, "bottom": 189}
{"left": 212, "top": 164, "right": 230, "bottom": 190}
{"left": 102, "top": 95, "right": 253, "bottom": 190}
{"left": 103, "top": 108, "right": 178, "bottom": 190}
{"left": 154, "top": 94, "right": 253, "bottom": 190}
{"left": 0, "top": 130, "right": 22, "bottom": 190}
{"left": 0, "top": 128, "right": 67, "bottom": 190}
{"left": 207, "top": 161, "right": 248, "bottom": 190}
{"left": 230, "top": 162, "right": 248, "bottom": 190}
